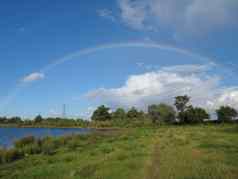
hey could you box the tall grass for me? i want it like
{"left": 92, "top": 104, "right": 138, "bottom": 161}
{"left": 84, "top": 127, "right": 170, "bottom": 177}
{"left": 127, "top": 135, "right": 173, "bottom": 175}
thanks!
{"left": 1, "top": 124, "right": 238, "bottom": 179}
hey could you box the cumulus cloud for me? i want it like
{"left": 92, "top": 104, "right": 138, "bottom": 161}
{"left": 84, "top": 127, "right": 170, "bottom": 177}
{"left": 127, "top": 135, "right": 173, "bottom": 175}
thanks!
{"left": 22, "top": 72, "right": 45, "bottom": 83}
{"left": 97, "top": 9, "right": 116, "bottom": 22}
{"left": 117, "top": 0, "right": 238, "bottom": 35}
{"left": 85, "top": 64, "right": 238, "bottom": 114}
{"left": 216, "top": 88, "right": 238, "bottom": 109}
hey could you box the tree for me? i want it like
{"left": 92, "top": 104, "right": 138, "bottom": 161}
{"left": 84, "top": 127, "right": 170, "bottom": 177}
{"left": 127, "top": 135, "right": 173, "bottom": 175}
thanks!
{"left": 126, "top": 107, "right": 141, "bottom": 120}
{"left": 148, "top": 104, "right": 176, "bottom": 124}
{"left": 216, "top": 106, "right": 238, "bottom": 123}
{"left": 34, "top": 115, "right": 43, "bottom": 123}
{"left": 8, "top": 117, "right": 22, "bottom": 124}
{"left": 91, "top": 105, "right": 111, "bottom": 121}
{"left": 112, "top": 108, "right": 126, "bottom": 120}
{"left": 174, "top": 95, "right": 190, "bottom": 113}
{"left": 174, "top": 95, "right": 191, "bottom": 122}
{"left": 179, "top": 106, "right": 209, "bottom": 124}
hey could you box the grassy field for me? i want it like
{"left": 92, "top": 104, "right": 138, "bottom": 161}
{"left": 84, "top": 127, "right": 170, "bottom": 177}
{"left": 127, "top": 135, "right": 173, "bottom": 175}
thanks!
{"left": 0, "top": 124, "right": 238, "bottom": 179}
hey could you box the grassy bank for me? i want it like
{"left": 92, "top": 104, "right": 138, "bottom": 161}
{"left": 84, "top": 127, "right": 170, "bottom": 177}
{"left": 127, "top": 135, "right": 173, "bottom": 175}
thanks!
{"left": 1, "top": 124, "right": 238, "bottom": 179}
{"left": 0, "top": 128, "right": 157, "bottom": 179}
{"left": 148, "top": 124, "right": 238, "bottom": 179}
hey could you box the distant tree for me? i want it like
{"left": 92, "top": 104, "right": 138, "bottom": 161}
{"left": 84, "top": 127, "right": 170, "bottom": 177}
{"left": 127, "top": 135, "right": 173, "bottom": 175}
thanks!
{"left": 148, "top": 104, "right": 176, "bottom": 124}
{"left": 179, "top": 106, "right": 210, "bottom": 124}
{"left": 216, "top": 106, "right": 238, "bottom": 123}
{"left": 8, "top": 117, "right": 22, "bottom": 124}
{"left": 34, "top": 115, "right": 43, "bottom": 123}
{"left": 174, "top": 95, "right": 190, "bottom": 113}
{"left": 23, "top": 119, "right": 34, "bottom": 126}
{"left": 91, "top": 105, "right": 111, "bottom": 121}
{"left": 174, "top": 95, "right": 191, "bottom": 122}
{"left": 126, "top": 107, "right": 142, "bottom": 120}
{"left": 0, "top": 117, "right": 7, "bottom": 123}
{"left": 138, "top": 110, "right": 146, "bottom": 119}
{"left": 112, "top": 108, "right": 126, "bottom": 120}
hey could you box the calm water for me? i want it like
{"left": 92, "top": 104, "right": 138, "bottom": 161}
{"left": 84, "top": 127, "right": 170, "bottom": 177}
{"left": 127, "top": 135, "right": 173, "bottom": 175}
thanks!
{"left": 0, "top": 127, "right": 92, "bottom": 148}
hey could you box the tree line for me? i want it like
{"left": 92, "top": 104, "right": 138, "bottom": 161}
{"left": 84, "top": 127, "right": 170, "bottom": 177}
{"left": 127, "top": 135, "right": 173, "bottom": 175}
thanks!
{"left": 91, "top": 95, "right": 238, "bottom": 124}
{"left": 0, "top": 116, "right": 88, "bottom": 127}
{"left": 0, "top": 95, "right": 238, "bottom": 127}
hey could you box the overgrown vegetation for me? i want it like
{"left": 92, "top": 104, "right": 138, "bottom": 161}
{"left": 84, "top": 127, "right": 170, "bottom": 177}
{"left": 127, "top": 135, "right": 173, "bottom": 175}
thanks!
{"left": 1, "top": 125, "right": 238, "bottom": 179}
{"left": 148, "top": 124, "right": 238, "bottom": 179}
{"left": 0, "top": 128, "right": 156, "bottom": 179}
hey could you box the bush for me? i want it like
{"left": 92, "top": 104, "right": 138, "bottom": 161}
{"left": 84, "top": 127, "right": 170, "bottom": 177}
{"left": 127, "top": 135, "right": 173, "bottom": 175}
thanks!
{"left": 54, "top": 135, "right": 72, "bottom": 147}
{"left": 22, "top": 143, "right": 41, "bottom": 155}
{"left": 67, "top": 139, "right": 80, "bottom": 150}
{"left": 0, "top": 148, "right": 5, "bottom": 164}
{"left": 4, "top": 149, "right": 23, "bottom": 163}
{"left": 41, "top": 138, "right": 57, "bottom": 155}
{"left": 14, "top": 136, "right": 36, "bottom": 148}
{"left": 41, "top": 143, "right": 56, "bottom": 155}
{"left": 90, "top": 121, "right": 113, "bottom": 128}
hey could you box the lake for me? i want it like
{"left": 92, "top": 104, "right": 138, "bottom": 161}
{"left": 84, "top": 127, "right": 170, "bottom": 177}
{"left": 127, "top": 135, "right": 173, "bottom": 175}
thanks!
{"left": 0, "top": 127, "right": 92, "bottom": 148}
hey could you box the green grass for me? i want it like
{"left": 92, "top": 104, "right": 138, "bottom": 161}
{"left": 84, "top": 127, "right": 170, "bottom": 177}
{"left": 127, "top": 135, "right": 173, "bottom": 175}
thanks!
{"left": 1, "top": 124, "right": 238, "bottom": 179}
{"left": 0, "top": 128, "right": 156, "bottom": 179}
{"left": 148, "top": 124, "right": 238, "bottom": 179}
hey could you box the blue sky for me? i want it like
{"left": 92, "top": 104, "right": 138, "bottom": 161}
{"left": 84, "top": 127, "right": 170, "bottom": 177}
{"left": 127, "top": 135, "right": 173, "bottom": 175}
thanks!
{"left": 0, "top": 0, "right": 238, "bottom": 118}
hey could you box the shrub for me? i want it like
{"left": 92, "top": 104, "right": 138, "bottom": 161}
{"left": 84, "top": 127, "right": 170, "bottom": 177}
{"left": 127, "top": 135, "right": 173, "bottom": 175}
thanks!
{"left": 14, "top": 136, "right": 36, "bottom": 148}
{"left": 90, "top": 121, "right": 113, "bottom": 128}
{"left": 55, "top": 135, "right": 72, "bottom": 146}
{"left": 22, "top": 143, "right": 41, "bottom": 155}
{"left": 41, "top": 138, "right": 57, "bottom": 155}
{"left": 99, "top": 144, "right": 114, "bottom": 154}
{"left": 67, "top": 138, "right": 80, "bottom": 150}
{"left": 4, "top": 149, "right": 23, "bottom": 163}
{"left": 0, "top": 148, "right": 6, "bottom": 164}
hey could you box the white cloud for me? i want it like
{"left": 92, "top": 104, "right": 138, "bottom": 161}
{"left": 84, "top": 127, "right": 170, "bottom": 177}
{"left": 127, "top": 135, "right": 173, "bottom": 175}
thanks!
{"left": 97, "top": 9, "right": 116, "bottom": 22}
{"left": 85, "top": 64, "right": 238, "bottom": 114}
{"left": 118, "top": 0, "right": 238, "bottom": 35}
{"left": 48, "top": 109, "right": 61, "bottom": 117}
{"left": 216, "top": 88, "right": 238, "bottom": 109}
{"left": 79, "top": 106, "right": 96, "bottom": 120}
{"left": 118, "top": 0, "right": 148, "bottom": 30}
{"left": 160, "top": 63, "right": 215, "bottom": 75}
{"left": 22, "top": 72, "right": 45, "bottom": 83}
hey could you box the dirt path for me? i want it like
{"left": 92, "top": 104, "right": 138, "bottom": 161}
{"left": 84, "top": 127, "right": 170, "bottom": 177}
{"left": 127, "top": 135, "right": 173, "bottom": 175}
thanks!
{"left": 145, "top": 141, "right": 160, "bottom": 179}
